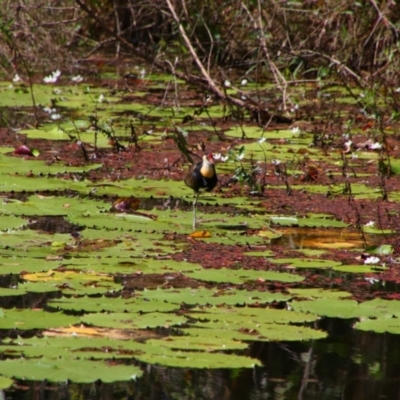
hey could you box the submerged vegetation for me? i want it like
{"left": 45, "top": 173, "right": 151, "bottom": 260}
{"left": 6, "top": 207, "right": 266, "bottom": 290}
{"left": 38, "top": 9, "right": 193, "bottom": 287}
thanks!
{"left": 0, "top": 1, "right": 400, "bottom": 399}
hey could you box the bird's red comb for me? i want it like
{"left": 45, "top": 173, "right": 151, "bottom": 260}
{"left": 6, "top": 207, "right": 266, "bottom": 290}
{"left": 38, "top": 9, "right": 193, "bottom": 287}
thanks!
{"left": 206, "top": 153, "right": 214, "bottom": 162}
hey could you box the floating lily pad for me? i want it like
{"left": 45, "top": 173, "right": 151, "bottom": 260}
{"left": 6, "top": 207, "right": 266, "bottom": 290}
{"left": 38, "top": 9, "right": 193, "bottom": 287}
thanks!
{"left": 188, "top": 305, "right": 319, "bottom": 324}
{"left": 292, "top": 298, "right": 400, "bottom": 319}
{"left": 288, "top": 288, "right": 352, "bottom": 299}
{"left": 332, "top": 264, "right": 387, "bottom": 273}
{"left": 137, "top": 287, "right": 290, "bottom": 306}
{"left": 48, "top": 295, "right": 179, "bottom": 313}
{"left": 0, "top": 215, "right": 27, "bottom": 231}
{"left": 0, "top": 358, "right": 141, "bottom": 383}
{"left": 0, "top": 154, "right": 101, "bottom": 176}
{"left": 184, "top": 267, "right": 303, "bottom": 284}
{"left": 271, "top": 258, "right": 342, "bottom": 269}
{"left": 0, "top": 309, "right": 78, "bottom": 330}
{"left": 271, "top": 216, "right": 349, "bottom": 228}
{"left": 145, "top": 335, "right": 248, "bottom": 351}
{"left": 186, "top": 320, "right": 327, "bottom": 342}
{"left": 355, "top": 317, "right": 400, "bottom": 334}
{"left": 0, "top": 375, "right": 13, "bottom": 389}
{"left": 133, "top": 348, "right": 260, "bottom": 369}
{"left": 81, "top": 312, "right": 186, "bottom": 329}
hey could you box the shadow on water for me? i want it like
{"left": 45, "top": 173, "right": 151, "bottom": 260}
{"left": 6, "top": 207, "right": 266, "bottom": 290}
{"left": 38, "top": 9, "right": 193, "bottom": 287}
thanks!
{"left": 4, "top": 319, "right": 400, "bottom": 399}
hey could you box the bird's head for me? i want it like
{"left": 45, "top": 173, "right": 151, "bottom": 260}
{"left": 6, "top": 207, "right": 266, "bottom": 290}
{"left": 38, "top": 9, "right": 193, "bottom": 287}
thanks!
{"left": 205, "top": 153, "right": 214, "bottom": 164}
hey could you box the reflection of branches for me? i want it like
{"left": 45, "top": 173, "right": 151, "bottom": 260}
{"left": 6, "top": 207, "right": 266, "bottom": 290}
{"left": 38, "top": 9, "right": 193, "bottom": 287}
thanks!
{"left": 278, "top": 344, "right": 318, "bottom": 400}
{"left": 297, "top": 347, "right": 314, "bottom": 400}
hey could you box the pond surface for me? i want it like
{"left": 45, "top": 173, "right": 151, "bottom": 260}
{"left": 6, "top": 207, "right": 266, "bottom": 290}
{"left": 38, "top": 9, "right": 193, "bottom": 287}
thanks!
{"left": 5, "top": 325, "right": 400, "bottom": 399}
{"left": 0, "top": 61, "right": 400, "bottom": 399}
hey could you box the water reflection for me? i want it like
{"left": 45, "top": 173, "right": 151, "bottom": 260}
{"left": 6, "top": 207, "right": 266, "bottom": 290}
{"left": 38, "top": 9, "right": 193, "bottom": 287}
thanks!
{"left": 4, "top": 320, "right": 400, "bottom": 400}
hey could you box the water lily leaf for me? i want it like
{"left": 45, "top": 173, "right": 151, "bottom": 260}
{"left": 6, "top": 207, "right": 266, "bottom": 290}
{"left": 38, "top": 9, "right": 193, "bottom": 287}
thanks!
{"left": 48, "top": 295, "right": 179, "bottom": 313}
{"left": 0, "top": 256, "right": 62, "bottom": 275}
{"left": 0, "top": 336, "right": 145, "bottom": 359}
{"left": 134, "top": 348, "right": 260, "bottom": 369}
{"left": 271, "top": 216, "right": 349, "bottom": 228}
{"left": 355, "top": 317, "right": 400, "bottom": 334}
{"left": 292, "top": 298, "right": 400, "bottom": 319}
{"left": 362, "top": 225, "right": 394, "bottom": 234}
{"left": 188, "top": 305, "right": 319, "bottom": 324}
{"left": 0, "top": 154, "right": 101, "bottom": 176}
{"left": 243, "top": 250, "right": 274, "bottom": 257}
{"left": 271, "top": 257, "right": 341, "bottom": 269}
{"left": 388, "top": 159, "right": 400, "bottom": 175}
{"left": 22, "top": 270, "right": 121, "bottom": 295}
{"left": 0, "top": 195, "right": 109, "bottom": 217}
{"left": 186, "top": 320, "right": 327, "bottom": 342}
{"left": 81, "top": 312, "right": 186, "bottom": 329}
{"left": 288, "top": 288, "right": 352, "bottom": 299}
{"left": 145, "top": 336, "right": 248, "bottom": 351}
{"left": 184, "top": 267, "right": 303, "bottom": 284}
{"left": 365, "top": 244, "right": 393, "bottom": 255}
{"left": 332, "top": 264, "right": 387, "bottom": 273}
{"left": 0, "top": 309, "right": 78, "bottom": 330}
{"left": 137, "top": 287, "right": 290, "bottom": 306}
{"left": 0, "top": 358, "right": 141, "bottom": 383}
{"left": 0, "top": 287, "right": 26, "bottom": 297}
{"left": 0, "top": 375, "right": 13, "bottom": 389}
{"left": 0, "top": 215, "right": 27, "bottom": 230}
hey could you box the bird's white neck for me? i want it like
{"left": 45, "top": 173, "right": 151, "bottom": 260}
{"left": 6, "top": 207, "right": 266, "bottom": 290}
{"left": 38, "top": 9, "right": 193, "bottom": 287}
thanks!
{"left": 200, "top": 155, "right": 215, "bottom": 178}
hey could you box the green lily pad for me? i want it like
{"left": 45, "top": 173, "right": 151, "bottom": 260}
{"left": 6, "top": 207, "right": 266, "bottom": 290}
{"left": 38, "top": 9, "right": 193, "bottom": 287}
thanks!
{"left": 0, "top": 309, "right": 78, "bottom": 330}
{"left": 271, "top": 257, "right": 342, "bottom": 269}
{"left": 81, "top": 312, "right": 186, "bottom": 329}
{"left": 48, "top": 295, "right": 179, "bottom": 313}
{"left": 184, "top": 267, "right": 303, "bottom": 284}
{"left": 0, "top": 358, "right": 141, "bottom": 383}
{"left": 134, "top": 348, "right": 260, "bottom": 369}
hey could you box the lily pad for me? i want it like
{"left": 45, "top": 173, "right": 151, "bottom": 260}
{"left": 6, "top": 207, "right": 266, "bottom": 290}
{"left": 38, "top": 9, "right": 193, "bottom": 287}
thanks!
{"left": 0, "top": 358, "right": 141, "bottom": 383}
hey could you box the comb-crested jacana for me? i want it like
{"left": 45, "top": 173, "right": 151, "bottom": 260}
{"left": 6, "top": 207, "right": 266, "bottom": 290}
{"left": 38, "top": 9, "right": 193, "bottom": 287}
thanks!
{"left": 184, "top": 153, "right": 217, "bottom": 230}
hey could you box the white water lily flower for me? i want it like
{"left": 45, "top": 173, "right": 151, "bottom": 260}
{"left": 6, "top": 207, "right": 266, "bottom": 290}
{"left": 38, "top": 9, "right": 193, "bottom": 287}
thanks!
{"left": 213, "top": 153, "right": 222, "bottom": 160}
{"left": 258, "top": 137, "right": 266, "bottom": 144}
{"left": 369, "top": 142, "right": 382, "bottom": 150}
{"left": 364, "top": 256, "right": 380, "bottom": 265}
{"left": 51, "top": 113, "right": 61, "bottom": 120}
{"left": 224, "top": 80, "right": 231, "bottom": 87}
{"left": 221, "top": 155, "right": 229, "bottom": 162}
{"left": 364, "top": 221, "right": 375, "bottom": 227}
{"left": 43, "top": 107, "right": 57, "bottom": 114}
{"left": 12, "top": 74, "right": 21, "bottom": 83}
{"left": 344, "top": 140, "right": 353, "bottom": 147}
{"left": 291, "top": 126, "right": 300, "bottom": 134}
{"left": 71, "top": 75, "right": 83, "bottom": 83}
{"left": 44, "top": 69, "right": 61, "bottom": 83}
{"left": 98, "top": 94, "right": 105, "bottom": 103}
{"left": 364, "top": 277, "right": 379, "bottom": 284}
{"left": 241, "top": 79, "right": 248, "bottom": 86}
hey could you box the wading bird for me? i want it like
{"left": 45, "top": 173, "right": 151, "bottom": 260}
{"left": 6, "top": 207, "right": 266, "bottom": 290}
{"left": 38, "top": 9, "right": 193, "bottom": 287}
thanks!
{"left": 184, "top": 153, "right": 217, "bottom": 230}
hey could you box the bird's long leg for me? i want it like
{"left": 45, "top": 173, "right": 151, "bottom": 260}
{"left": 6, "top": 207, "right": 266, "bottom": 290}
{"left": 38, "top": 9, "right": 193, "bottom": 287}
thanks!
{"left": 193, "top": 192, "right": 199, "bottom": 231}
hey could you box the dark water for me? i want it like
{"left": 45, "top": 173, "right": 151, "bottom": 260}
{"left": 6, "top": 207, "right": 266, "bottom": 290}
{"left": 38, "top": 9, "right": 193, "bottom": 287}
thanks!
{"left": 4, "top": 319, "right": 400, "bottom": 400}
